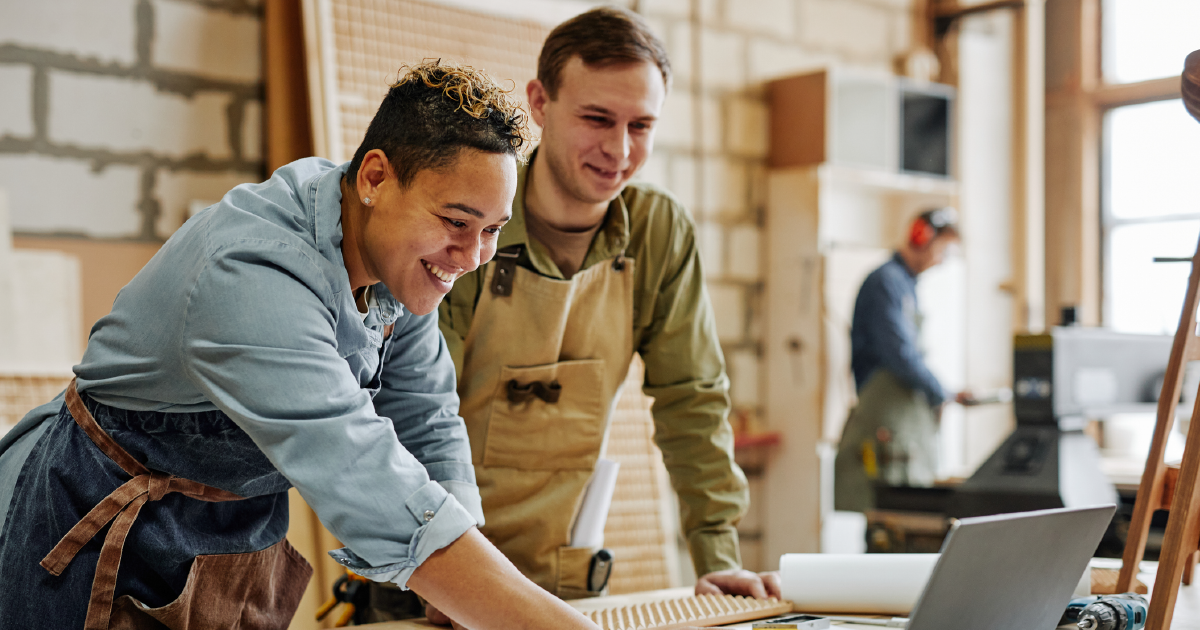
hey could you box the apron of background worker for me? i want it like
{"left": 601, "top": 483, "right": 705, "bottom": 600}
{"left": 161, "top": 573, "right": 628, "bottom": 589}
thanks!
{"left": 0, "top": 380, "right": 311, "bottom": 629}
{"left": 457, "top": 244, "right": 634, "bottom": 599}
{"left": 833, "top": 369, "right": 939, "bottom": 513}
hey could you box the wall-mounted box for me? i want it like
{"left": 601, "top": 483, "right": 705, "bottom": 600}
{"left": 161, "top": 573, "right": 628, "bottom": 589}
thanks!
{"left": 767, "top": 69, "right": 956, "bottom": 178}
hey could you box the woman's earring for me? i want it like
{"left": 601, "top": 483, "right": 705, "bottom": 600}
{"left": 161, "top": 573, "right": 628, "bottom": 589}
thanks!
{"left": 362, "top": 197, "right": 372, "bottom": 205}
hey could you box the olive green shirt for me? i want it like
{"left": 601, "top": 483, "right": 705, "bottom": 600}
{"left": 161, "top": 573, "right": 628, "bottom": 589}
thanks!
{"left": 438, "top": 154, "right": 749, "bottom": 577}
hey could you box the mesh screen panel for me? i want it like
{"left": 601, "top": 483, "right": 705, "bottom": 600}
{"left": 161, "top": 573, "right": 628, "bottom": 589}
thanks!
{"left": 0, "top": 373, "right": 72, "bottom": 430}
{"left": 328, "top": 0, "right": 547, "bottom": 162}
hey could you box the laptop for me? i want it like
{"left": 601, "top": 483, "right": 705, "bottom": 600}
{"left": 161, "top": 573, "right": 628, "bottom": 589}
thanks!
{"left": 767, "top": 505, "right": 1116, "bottom": 629}
{"left": 907, "top": 505, "right": 1115, "bottom": 629}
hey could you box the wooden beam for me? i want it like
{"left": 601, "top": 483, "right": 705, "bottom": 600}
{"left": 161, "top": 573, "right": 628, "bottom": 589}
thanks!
{"left": 934, "top": 0, "right": 1025, "bottom": 19}
{"left": 1093, "top": 76, "right": 1183, "bottom": 109}
{"left": 264, "top": 0, "right": 315, "bottom": 172}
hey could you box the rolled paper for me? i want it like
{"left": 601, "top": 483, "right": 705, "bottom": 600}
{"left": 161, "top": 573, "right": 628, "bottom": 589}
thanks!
{"left": 570, "top": 458, "right": 621, "bottom": 549}
{"left": 780, "top": 553, "right": 940, "bottom": 614}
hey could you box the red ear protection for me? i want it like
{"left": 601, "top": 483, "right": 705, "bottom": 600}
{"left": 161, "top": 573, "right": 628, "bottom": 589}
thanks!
{"left": 909, "top": 217, "right": 934, "bottom": 248}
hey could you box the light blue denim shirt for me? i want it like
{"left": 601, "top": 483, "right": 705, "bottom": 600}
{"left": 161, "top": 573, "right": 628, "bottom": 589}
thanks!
{"left": 0, "top": 157, "right": 483, "bottom": 588}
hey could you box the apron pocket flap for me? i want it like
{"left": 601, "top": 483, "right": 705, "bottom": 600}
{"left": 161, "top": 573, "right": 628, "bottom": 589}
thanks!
{"left": 484, "top": 360, "right": 606, "bottom": 470}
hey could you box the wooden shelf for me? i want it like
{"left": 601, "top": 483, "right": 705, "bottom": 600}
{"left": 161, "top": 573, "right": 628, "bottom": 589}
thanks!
{"left": 734, "top": 431, "right": 782, "bottom": 450}
{"left": 822, "top": 164, "right": 959, "bottom": 197}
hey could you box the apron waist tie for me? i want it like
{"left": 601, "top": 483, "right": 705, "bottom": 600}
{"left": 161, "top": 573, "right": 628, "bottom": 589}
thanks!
{"left": 40, "top": 379, "right": 245, "bottom": 630}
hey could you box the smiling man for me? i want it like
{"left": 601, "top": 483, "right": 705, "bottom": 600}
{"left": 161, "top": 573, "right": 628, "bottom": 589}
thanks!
{"left": 365, "top": 7, "right": 772, "bottom": 623}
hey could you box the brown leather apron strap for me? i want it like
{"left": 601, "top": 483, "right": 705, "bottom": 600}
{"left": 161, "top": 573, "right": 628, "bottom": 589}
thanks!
{"left": 41, "top": 379, "right": 245, "bottom": 630}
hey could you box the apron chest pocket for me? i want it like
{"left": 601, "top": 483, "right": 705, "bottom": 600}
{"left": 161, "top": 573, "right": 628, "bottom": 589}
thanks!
{"left": 484, "top": 359, "right": 606, "bottom": 471}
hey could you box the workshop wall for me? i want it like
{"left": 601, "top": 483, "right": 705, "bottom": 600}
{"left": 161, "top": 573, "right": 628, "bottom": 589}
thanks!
{"left": 0, "top": 0, "right": 918, "bottom": 573}
{"left": 0, "top": 0, "right": 264, "bottom": 241}
{"left": 628, "top": 0, "right": 917, "bottom": 569}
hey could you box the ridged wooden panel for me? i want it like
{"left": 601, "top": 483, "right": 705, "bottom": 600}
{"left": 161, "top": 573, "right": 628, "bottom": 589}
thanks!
{"left": 580, "top": 594, "right": 792, "bottom": 630}
{"left": 603, "top": 356, "right": 677, "bottom": 594}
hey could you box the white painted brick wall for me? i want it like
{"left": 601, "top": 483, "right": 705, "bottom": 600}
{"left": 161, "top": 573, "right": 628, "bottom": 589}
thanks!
{"left": 702, "top": 157, "right": 747, "bottom": 216}
{"left": 725, "top": 0, "right": 796, "bottom": 39}
{"left": 0, "top": 65, "right": 34, "bottom": 139}
{"left": 156, "top": 170, "right": 258, "bottom": 238}
{"left": 700, "top": 96, "right": 721, "bottom": 153}
{"left": 152, "top": 0, "right": 262, "bottom": 83}
{"left": 668, "top": 154, "right": 697, "bottom": 211}
{"left": 641, "top": 0, "right": 690, "bottom": 19}
{"left": 0, "top": 0, "right": 138, "bottom": 65}
{"left": 0, "top": 156, "right": 142, "bottom": 237}
{"left": 49, "top": 71, "right": 232, "bottom": 159}
{"left": 708, "top": 282, "right": 745, "bottom": 342}
{"left": 799, "top": 0, "right": 892, "bottom": 60}
{"left": 746, "top": 39, "right": 834, "bottom": 84}
{"left": 726, "top": 97, "right": 768, "bottom": 158}
{"left": 728, "top": 347, "right": 760, "bottom": 407}
{"left": 642, "top": 15, "right": 669, "bottom": 42}
{"left": 656, "top": 91, "right": 694, "bottom": 150}
{"left": 242, "top": 100, "right": 263, "bottom": 162}
{"left": 726, "top": 223, "right": 761, "bottom": 280}
{"left": 699, "top": 29, "right": 745, "bottom": 91}
{"left": 668, "top": 22, "right": 693, "bottom": 87}
{"left": 634, "top": 152, "right": 669, "bottom": 189}
{"left": 696, "top": 220, "right": 724, "bottom": 277}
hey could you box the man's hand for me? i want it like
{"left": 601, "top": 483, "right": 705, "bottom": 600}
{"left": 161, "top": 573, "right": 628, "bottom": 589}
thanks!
{"left": 694, "top": 569, "right": 782, "bottom": 599}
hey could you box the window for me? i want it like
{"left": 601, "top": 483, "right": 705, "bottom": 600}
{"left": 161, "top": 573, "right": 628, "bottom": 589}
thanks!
{"left": 1102, "top": 0, "right": 1200, "bottom": 85}
{"left": 1101, "top": 0, "right": 1200, "bottom": 334}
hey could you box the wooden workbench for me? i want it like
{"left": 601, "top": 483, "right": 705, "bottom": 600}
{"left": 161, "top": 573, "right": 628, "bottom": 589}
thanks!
{"left": 356, "top": 561, "right": 1200, "bottom": 630}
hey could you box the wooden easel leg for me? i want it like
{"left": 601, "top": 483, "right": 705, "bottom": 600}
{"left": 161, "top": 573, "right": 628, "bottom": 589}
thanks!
{"left": 1121, "top": 232, "right": 1200, "bottom": 594}
{"left": 1119, "top": 431, "right": 1172, "bottom": 591}
{"left": 1184, "top": 549, "right": 1198, "bottom": 585}
{"left": 1147, "top": 404, "right": 1200, "bottom": 629}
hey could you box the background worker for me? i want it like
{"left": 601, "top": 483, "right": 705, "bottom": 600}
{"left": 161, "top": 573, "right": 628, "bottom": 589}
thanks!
{"left": 363, "top": 6, "right": 775, "bottom": 624}
{"left": 0, "top": 62, "right": 600, "bottom": 630}
{"left": 834, "top": 208, "right": 971, "bottom": 513}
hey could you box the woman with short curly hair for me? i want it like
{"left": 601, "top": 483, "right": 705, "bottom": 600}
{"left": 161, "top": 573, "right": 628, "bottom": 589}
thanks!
{"left": 0, "top": 60, "right": 599, "bottom": 630}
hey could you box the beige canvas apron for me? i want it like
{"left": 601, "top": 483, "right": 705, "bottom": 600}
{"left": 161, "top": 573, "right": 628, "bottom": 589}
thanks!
{"left": 458, "top": 247, "right": 635, "bottom": 599}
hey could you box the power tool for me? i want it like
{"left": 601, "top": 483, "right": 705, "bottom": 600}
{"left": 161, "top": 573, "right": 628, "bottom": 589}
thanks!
{"left": 1060, "top": 593, "right": 1148, "bottom": 630}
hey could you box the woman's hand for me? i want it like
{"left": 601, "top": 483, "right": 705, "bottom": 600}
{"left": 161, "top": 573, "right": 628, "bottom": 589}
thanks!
{"left": 408, "top": 527, "right": 600, "bottom": 630}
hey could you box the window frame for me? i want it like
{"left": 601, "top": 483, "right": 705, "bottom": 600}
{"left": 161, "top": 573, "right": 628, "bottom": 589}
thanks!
{"left": 1096, "top": 1, "right": 1191, "bottom": 329}
{"left": 1044, "top": 0, "right": 1185, "bottom": 329}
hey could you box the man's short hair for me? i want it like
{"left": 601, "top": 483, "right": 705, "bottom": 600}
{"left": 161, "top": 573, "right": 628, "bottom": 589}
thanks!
{"left": 537, "top": 6, "right": 671, "bottom": 99}
{"left": 347, "top": 60, "right": 530, "bottom": 187}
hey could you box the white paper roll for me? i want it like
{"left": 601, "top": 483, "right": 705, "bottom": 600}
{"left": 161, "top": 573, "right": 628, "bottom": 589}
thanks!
{"left": 781, "top": 553, "right": 939, "bottom": 614}
{"left": 570, "top": 458, "right": 620, "bottom": 549}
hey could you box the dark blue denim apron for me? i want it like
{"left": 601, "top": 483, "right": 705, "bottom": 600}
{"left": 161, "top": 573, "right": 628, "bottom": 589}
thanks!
{"left": 0, "top": 381, "right": 312, "bottom": 629}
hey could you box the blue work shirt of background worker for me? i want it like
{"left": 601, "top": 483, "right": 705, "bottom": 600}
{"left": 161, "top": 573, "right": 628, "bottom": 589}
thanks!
{"left": 850, "top": 252, "right": 947, "bottom": 407}
{"left": 0, "top": 158, "right": 484, "bottom": 589}
{"left": 834, "top": 251, "right": 949, "bottom": 513}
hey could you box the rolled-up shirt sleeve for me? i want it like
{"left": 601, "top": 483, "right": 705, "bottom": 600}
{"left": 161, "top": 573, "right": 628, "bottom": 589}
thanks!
{"left": 180, "top": 239, "right": 476, "bottom": 589}
{"left": 374, "top": 310, "right": 484, "bottom": 526}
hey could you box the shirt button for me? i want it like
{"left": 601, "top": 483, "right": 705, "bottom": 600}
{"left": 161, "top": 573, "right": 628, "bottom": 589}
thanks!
{"left": 423, "top": 509, "right": 436, "bottom": 522}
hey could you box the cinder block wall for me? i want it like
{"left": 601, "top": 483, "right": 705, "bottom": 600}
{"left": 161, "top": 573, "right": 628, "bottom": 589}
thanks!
{"left": 629, "top": 0, "right": 914, "bottom": 416}
{"left": 0, "top": 0, "right": 264, "bottom": 241}
{"left": 625, "top": 0, "right": 917, "bottom": 570}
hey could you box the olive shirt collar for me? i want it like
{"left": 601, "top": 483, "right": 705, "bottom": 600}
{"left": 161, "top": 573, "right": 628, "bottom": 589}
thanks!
{"left": 498, "top": 149, "right": 631, "bottom": 280}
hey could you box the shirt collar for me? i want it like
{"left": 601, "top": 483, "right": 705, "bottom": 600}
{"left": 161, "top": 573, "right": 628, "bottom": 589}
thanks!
{"left": 501, "top": 148, "right": 631, "bottom": 279}
{"left": 892, "top": 251, "right": 918, "bottom": 280}
{"left": 310, "top": 161, "right": 402, "bottom": 321}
